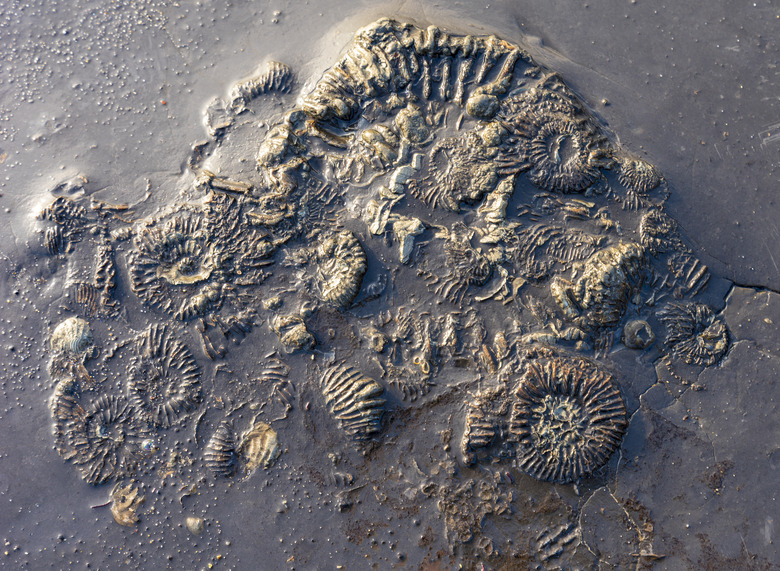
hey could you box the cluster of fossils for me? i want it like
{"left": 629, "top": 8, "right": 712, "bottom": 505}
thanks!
{"left": 38, "top": 18, "right": 730, "bottom": 552}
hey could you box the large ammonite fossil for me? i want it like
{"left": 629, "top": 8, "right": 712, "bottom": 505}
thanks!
{"left": 508, "top": 355, "right": 627, "bottom": 483}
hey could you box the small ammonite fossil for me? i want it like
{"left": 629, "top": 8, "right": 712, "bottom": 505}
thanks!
{"left": 127, "top": 325, "right": 202, "bottom": 427}
{"left": 508, "top": 355, "right": 627, "bottom": 483}
{"left": 550, "top": 241, "right": 646, "bottom": 330}
{"left": 129, "top": 210, "right": 225, "bottom": 320}
{"left": 321, "top": 364, "right": 386, "bottom": 441}
{"left": 55, "top": 393, "right": 151, "bottom": 485}
{"left": 622, "top": 319, "right": 655, "bottom": 350}
{"left": 616, "top": 154, "right": 662, "bottom": 196}
{"left": 316, "top": 230, "right": 367, "bottom": 309}
{"left": 50, "top": 316, "right": 94, "bottom": 356}
{"left": 658, "top": 302, "right": 729, "bottom": 366}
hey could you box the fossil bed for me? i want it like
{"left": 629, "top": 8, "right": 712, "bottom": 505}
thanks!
{"left": 0, "top": 2, "right": 778, "bottom": 570}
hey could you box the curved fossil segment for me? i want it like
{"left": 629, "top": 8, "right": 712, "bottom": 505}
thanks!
{"left": 550, "top": 241, "right": 646, "bottom": 330}
{"left": 301, "top": 19, "right": 529, "bottom": 126}
{"left": 54, "top": 393, "right": 150, "bottom": 486}
{"left": 321, "top": 364, "right": 385, "bottom": 441}
{"left": 129, "top": 210, "right": 227, "bottom": 320}
{"left": 658, "top": 302, "right": 729, "bottom": 366}
{"left": 316, "top": 230, "right": 367, "bottom": 309}
{"left": 427, "top": 222, "right": 493, "bottom": 305}
{"left": 50, "top": 316, "right": 94, "bottom": 356}
{"left": 204, "top": 420, "right": 239, "bottom": 478}
{"left": 461, "top": 385, "right": 511, "bottom": 464}
{"left": 508, "top": 356, "right": 627, "bottom": 483}
{"left": 127, "top": 325, "right": 202, "bottom": 428}
{"left": 228, "top": 60, "right": 293, "bottom": 113}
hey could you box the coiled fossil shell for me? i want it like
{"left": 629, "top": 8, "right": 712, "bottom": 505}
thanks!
{"left": 50, "top": 317, "right": 94, "bottom": 356}
{"left": 658, "top": 302, "right": 729, "bottom": 366}
{"left": 127, "top": 325, "right": 202, "bottom": 427}
{"left": 321, "top": 364, "right": 385, "bottom": 441}
{"left": 316, "top": 230, "right": 367, "bottom": 309}
{"left": 508, "top": 355, "right": 627, "bottom": 483}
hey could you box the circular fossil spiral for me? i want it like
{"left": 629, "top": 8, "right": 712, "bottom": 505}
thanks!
{"left": 127, "top": 325, "right": 202, "bottom": 428}
{"left": 658, "top": 302, "right": 729, "bottom": 366}
{"left": 508, "top": 356, "right": 627, "bottom": 483}
{"left": 129, "top": 210, "right": 224, "bottom": 320}
{"left": 316, "top": 230, "right": 367, "bottom": 309}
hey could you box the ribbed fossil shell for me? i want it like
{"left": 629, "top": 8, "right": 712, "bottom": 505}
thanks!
{"left": 129, "top": 211, "right": 223, "bottom": 320}
{"left": 50, "top": 317, "right": 94, "bottom": 356}
{"left": 127, "top": 325, "right": 202, "bottom": 427}
{"left": 228, "top": 60, "right": 293, "bottom": 113}
{"left": 508, "top": 356, "right": 627, "bottom": 483}
{"left": 658, "top": 302, "right": 729, "bottom": 366}
{"left": 204, "top": 420, "right": 238, "bottom": 478}
{"left": 54, "top": 393, "right": 150, "bottom": 486}
{"left": 551, "top": 241, "right": 646, "bottom": 329}
{"left": 617, "top": 155, "right": 662, "bottom": 194}
{"left": 316, "top": 230, "right": 367, "bottom": 309}
{"left": 321, "top": 364, "right": 385, "bottom": 441}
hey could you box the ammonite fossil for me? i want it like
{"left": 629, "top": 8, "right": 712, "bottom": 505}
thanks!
{"left": 127, "top": 325, "right": 202, "bottom": 427}
{"left": 508, "top": 355, "right": 627, "bottom": 483}
{"left": 658, "top": 302, "right": 729, "bottom": 366}
{"left": 54, "top": 393, "right": 150, "bottom": 485}
{"left": 321, "top": 364, "right": 385, "bottom": 441}
{"left": 316, "top": 230, "right": 367, "bottom": 309}
{"left": 128, "top": 210, "right": 224, "bottom": 320}
{"left": 204, "top": 420, "right": 238, "bottom": 478}
{"left": 551, "top": 241, "right": 646, "bottom": 330}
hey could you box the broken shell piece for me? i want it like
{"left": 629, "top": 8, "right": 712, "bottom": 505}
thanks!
{"left": 237, "top": 420, "right": 281, "bottom": 472}
{"left": 271, "top": 314, "right": 315, "bottom": 353}
{"left": 186, "top": 516, "right": 205, "bottom": 535}
{"left": 393, "top": 217, "right": 425, "bottom": 264}
{"left": 50, "top": 317, "right": 94, "bottom": 356}
{"left": 110, "top": 481, "right": 145, "bottom": 526}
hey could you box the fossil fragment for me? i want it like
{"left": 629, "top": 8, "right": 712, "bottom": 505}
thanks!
{"left": 237, "top": 419, "right": 281, "bottom": 472}
{"left": 228, "top": 61, "right": 293, "bottom": 113}
{"left": 639, "top": 207, "right": 681, "bottom": 255}
{"left": 508, "top": 355, "right": 627, "bottom": 483}
{"left": 393, "top": 217, "right": 425, "bottom": 264}
{"left": 186, "top": 516, "right": 205, "bottom": 535}
{"left": 271, "top": 314, "right": 315, "bottom": 353}
{"left": 50, "top": 317, "right": 94, "bottom": 356}
{"left": 461, "top": 385, "right": 511, "bottom": 464}
{"left": 622, "top": 319, "right": 655, "bottom": 350}
{"left": 321, "top": 364, "right": 385, "bottom": 441}
{"left": 550, "top": 241, "right": 646, "bottom": 330}
{"left": 204, "top": 420, "right": 238, "bottom": 478}
{"left": 658, "top": 302, "right": 729, "bottom": 366}
{"left": 426, "top": 223, "right": 493, "bottom": 305}
{"left": 316, "top": 230, "right": 367, "bottom": 309}
{"left": 127, "top": 325, "right": 202, "bottom": 427}
{"left": 616, "top": 154, "right": 662, "bottom": 201}
{"left": 110, "top": 481, "right": 145, "bottom": 526}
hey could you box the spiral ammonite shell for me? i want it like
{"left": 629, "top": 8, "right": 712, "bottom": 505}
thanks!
{"left": 508, "top": 356, "right": 627, "bottom": 483}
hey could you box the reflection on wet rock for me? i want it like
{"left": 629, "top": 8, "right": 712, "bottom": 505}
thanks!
{"left": 659, "top": 302, "right": 729, "bottom": 366}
